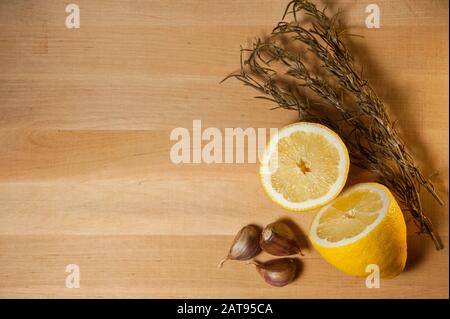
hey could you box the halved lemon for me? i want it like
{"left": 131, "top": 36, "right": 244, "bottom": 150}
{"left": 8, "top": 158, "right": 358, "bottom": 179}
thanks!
{"left": 260, "top": 122, "right": 349, "bottom": 211}
{"left": 309, "top": 183, "right": 407, "bottom": 278}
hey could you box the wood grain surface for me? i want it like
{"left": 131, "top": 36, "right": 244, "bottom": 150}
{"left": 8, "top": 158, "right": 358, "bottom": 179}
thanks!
{"left": 0, "top": 0, "right": 448, "bottom": 298}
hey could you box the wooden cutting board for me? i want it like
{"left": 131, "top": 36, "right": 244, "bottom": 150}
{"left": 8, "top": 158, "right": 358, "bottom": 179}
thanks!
{"left": 0, "top": 0, "right": 448, "bottom": 298}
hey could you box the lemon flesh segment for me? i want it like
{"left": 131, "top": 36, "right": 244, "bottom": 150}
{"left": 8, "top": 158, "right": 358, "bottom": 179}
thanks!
{"left": 316, "top": 190, "right": 382, "bottom": 243}
{"left": 309, "top": 183, "right": 407, "bottom": 278}
{"left": 271, "top": 132, "right": 340, "bottom": 202}
{"left": 260, "top": 122, "right": 349, "bottom": 211}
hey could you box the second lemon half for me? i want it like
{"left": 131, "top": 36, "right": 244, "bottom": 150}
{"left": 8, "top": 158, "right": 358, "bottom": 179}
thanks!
{"left": 260, "top": 122, "right": 349, "bottom": 211}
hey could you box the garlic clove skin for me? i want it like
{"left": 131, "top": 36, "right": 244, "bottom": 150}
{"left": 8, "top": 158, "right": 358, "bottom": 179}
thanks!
{"left": 218, "top": 224, "right": 262, "bottom": 268}
{"left": 260, "top": 221, "right": 302, "bottom": 256}
{"left": 254, "top": 258, "right": 297, "bottom": 287}
{"left": 229, "top": 224, "right": 262, "bottom": 260}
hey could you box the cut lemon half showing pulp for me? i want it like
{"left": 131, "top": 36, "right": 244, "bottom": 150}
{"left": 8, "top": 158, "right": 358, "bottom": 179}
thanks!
{"left": 309, "top": 183, "right": 407, "bottom": 278}
{"left": 260, "top": 122, "right": 349, "bottom": 211}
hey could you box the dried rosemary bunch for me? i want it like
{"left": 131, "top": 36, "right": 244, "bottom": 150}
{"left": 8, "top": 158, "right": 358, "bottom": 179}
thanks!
{"left": 224, "top": 0, "right": 444, "bottom": 249}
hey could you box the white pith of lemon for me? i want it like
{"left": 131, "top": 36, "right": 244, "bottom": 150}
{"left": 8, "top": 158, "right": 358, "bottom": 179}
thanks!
{"left": 259, "top": 122, "right": 349, "bottom": 211}
{"left": 309, "top": 183, "right": 407, "bottom": 278}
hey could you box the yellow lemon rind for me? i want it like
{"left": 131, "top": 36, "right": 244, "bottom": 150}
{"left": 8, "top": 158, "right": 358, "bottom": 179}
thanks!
{"left": 309, "top": 183, "right": 407, "bottom": 278}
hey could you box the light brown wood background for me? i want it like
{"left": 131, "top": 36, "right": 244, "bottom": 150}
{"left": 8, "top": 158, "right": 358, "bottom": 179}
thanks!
{"left": 0, "top": 0, "right": 448, "bottom": 298}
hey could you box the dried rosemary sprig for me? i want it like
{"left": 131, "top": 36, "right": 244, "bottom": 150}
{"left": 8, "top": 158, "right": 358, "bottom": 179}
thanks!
{"left": 225, "top": 0, "right": 444, "bottom": 249}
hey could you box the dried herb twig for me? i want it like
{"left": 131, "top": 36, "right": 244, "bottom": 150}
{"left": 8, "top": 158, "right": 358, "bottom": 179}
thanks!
{"left": 225, "top": 0, "right": 443, "bottom": 249}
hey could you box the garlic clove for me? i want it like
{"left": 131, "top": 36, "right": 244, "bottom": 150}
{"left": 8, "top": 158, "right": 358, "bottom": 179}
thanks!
{"left": 260, "top": 220, "right": 303, "bottom": 256}
{"left": 218, "top": 224, "right": 262, "bottom": 268}
{"left": 253, "top": 258, "right": 298, "bottom": 287}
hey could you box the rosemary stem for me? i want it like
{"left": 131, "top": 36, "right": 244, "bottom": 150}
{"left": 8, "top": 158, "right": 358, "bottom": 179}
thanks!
{"left": 225, "top": 0, "right": 444, "bottom": 250}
